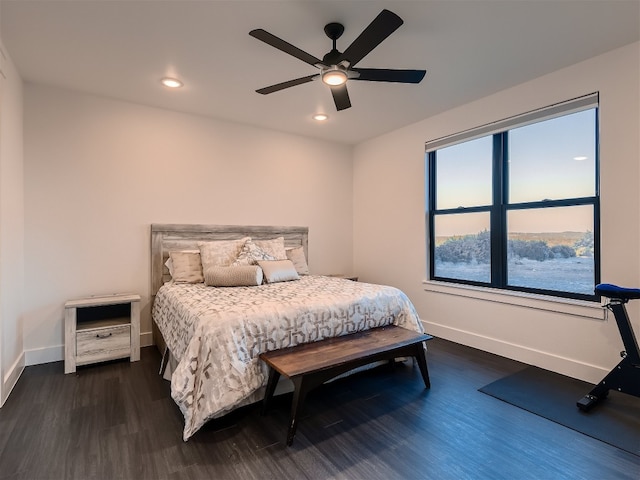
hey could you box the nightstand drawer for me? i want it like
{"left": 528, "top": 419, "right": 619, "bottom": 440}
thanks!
{"left": 76, "top": 324, "right": 131, "bottom": 365}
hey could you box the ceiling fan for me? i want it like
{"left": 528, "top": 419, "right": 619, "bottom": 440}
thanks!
{"left": 249, "top": 9, "right": 426, "bottom": 111}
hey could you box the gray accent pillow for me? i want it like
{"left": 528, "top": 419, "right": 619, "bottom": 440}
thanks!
{"left": 257, "top": 259, "right": 300, "bottom": 283}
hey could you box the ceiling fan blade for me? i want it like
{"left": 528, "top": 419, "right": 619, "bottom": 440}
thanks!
{"left": 352, "top": 68, "right": 426, "bottom": 83}
{"left": 339, "top": 9, "right": 403, "bottom": 67}
{"left": 256, "top": 74, "right": 319, "bottom": 95}
{"left": 330, "top": 85, "right": 351, "bottom": 111}
{"left": 249, "top": 29, "right": 326, "bottom": 67}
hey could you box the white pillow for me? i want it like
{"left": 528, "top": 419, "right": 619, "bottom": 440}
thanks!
{"left": 165, "top": 249, "right": 200, "bottom": 276}
{"left": 199, "top": 237, "right": 250, "bottom": 269}
{"left": 253, "top": 237, "right": 287, "bottom": 260}
{"left": 169, "top": 251, "right": 204, "bottom": 283}
{"left": 233, "top": 240, "right": 277, "bottom": 266}
{"left": 204, "top": 265, "right": 263, "bottom": 287}
{"left": 257, "top": 259, "right": 300, "bottom": 283}
{"left": 286, "top": 246, "right": 309, "bottom": 275}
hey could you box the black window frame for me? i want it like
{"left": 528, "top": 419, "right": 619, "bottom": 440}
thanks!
{"left": 426, "top": 95, "right": 600, "bottom": 302}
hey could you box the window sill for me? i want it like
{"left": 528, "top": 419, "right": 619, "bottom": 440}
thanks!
{"left": 422, "top": 280, "right": 604, "bottom": 320}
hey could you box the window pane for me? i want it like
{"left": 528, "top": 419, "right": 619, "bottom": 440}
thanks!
{"left": 507, "top": 205, "right": 595, "bottom": 295}
{"left": 436, "top": 136, "right": 493, "bottom": 209}
{"left": 433, "top": 212, "right": 491, "bottom": 283}
{"left": 508, "top": 109, "right": 596, "bottom": 203}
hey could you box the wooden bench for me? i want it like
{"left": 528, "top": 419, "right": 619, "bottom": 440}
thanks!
{"left": 259, "top": 325, "right": 432, "bottom": 445}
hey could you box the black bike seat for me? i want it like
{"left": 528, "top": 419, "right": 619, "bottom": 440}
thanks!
{"left": 595, "top": 283, "right": 640, "bottom": 300}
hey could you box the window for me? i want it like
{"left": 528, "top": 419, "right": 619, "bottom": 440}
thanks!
{"left": 426, "top": 94, "right": 599, "bottom": 301}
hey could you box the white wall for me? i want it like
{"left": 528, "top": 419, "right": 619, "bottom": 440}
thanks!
{"left": 0, "top": 36, "right": 25, "bottom": 405}
{"left": 353, "top": 42, "right": 640, "bottom": 383}
{"left": 23, "top": 85, "right": 353, "bottom": 364}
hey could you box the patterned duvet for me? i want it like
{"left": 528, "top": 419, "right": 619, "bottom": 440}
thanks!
{"left": 152, "top": 275, "right": 423, "bottom": 440}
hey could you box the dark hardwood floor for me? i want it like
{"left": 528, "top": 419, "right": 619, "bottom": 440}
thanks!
{"left": 0, "top": 338, "right": 638, "bottom": 480}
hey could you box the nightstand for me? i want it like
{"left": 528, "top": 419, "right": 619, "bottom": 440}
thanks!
{"left": 64, "top": 293, "right": 140, "bottom": 374}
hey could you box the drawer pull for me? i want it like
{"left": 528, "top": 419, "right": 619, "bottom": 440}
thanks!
{"left": 96, "top": 332, "right": 113, "bottom": 339}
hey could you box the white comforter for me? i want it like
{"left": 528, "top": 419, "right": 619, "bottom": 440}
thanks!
{"left": 152, "top": 275, "right": 423, "bottom": 440}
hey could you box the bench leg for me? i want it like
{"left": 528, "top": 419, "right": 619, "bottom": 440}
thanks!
{"left": 159, "top": 346, "right": 170, "bottom": 376}
{"left": 287, "top": 376, "right": 311, "bottom": 446}
{"left": 261, "top": 367, "right": 281, "bottom": 415}
{"left": 414, "top": 342, "right": 431, "bottom": 389}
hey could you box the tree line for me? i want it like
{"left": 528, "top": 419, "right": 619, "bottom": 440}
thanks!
{"left": 435, "top": 230, "right": 594, "bottom": 264}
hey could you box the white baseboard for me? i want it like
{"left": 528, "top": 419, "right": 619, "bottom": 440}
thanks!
{"left": 2, "top": 351, "right": 25, "bottom": 407}
{"left": 423, "top": 319, "right": 608, "bottom": 384}
{"left": 140, "top": 330, "right": 153, "bottom": 347}
{"left": 25, "top": 344, "right": 64, "bottom": 366}
{"left": 24, "top": 332, "right": 155, "bottom": 367}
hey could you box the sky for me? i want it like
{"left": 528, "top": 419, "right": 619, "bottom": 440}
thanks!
{"left": 432, "top": 109, "right": 596, "bottom": 236}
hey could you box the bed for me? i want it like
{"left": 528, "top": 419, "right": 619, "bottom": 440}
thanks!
{"left": 150, "top": 224, "right": 424, "bottom": 440}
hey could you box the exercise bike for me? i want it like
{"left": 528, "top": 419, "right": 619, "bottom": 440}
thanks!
{"left": 577, "top": 283, "right": 640, "bottom": 412}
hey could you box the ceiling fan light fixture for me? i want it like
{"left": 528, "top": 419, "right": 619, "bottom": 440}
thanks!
{"left": 161, "top": 77, "right": 183, "bottom": 88}
{"left": 321, "top": 67, "right": 348, "bottom": 86}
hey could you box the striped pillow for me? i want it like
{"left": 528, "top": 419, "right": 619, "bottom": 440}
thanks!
{"left": 204, "top": 265, "right": 263, "bottom": 287}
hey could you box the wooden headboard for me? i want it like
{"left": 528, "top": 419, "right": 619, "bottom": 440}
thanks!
{"left": 150, "top": 224, "right": 309, "bottom": 299}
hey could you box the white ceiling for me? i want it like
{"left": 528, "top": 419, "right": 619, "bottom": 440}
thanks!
{"left": 1, "top": 0, "right": 638, "bottom": 145}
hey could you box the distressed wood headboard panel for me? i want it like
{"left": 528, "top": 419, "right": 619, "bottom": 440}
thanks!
{"left": 150, "top": 224, "right": 309, "bottom": 299}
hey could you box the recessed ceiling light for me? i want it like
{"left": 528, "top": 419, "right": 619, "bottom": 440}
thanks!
{"left": 161, "top": 77, "right": 183, "bottom": 88}
{"left": 313, "top": 113, "right": 328, "bottom": 121}
{"left": 573, "top": 156, "right": 588, "bottom": 161}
